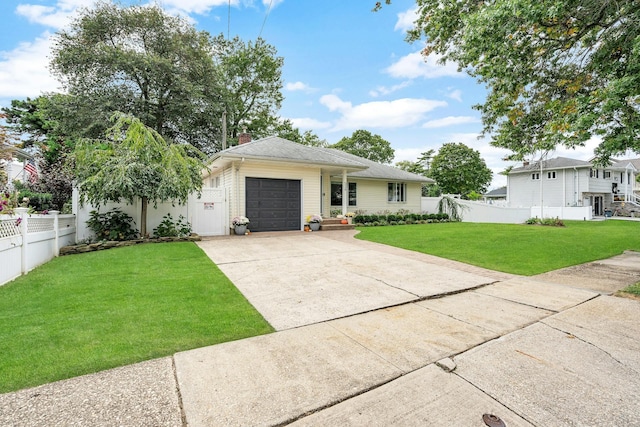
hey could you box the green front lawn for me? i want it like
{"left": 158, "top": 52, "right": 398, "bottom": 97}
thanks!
{"left": 356, "top": 220, "right": 640, "bottom": 275}
{"left": 0, "top": 242, "right": 273, "bottom": 393}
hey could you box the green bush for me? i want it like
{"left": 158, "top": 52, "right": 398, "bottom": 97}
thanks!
{"left": 526, "top": 217, "right": 565, "bottom": 227}
{"left": 153, "top": 214, "right": 192, "bottom": 237}
{"left": 86, "top": 209, "right": 139, "bottom": 241}
{"left": 18, "top": 190, "right": 52, "bottom": 212}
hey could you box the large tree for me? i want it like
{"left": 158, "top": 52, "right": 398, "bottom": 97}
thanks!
{"left": 51, "top": 2, "right": 220, "bottom": 152}
{"left": 332, "top": 129, "right": 395, "bottom": 163}
{"left": 377, "top": 0, "right": 640, "bottom": 163}
{"left": 2, "top": 95, "right": 78, "bottom": 164}
{"left": 271, "top": 119, "right": 327, "bottom": 147}
{"left": 2, "top": 95, "right": 82, "bottom": 207}
{"left": 74, "top": 113, "right": 205, "bottom": 236}
{"left": 429, "top": 143, "right": 492, "bottom": 197}
{"left": 212, "top": 35, "right": 284, "bottom": 146}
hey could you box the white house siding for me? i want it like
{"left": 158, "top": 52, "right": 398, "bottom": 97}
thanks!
{"left": 204, "top": 162, "right": 322, "bottom": 229}
{"left": 508, "top": 173, "right": 540, "bottom": 207}
{"left": 509, "top": 168, "right": 594, "bottom": 208}
{"left": 332, "top": 179, "right": 422, "bottom": 214}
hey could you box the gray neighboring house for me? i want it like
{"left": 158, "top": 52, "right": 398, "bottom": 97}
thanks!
{"left": 204, "top": 135, "right": 433, "bottom": 232}
{"left": 483, "top": 186, "right": 507, "bottom": 204}
{"left": 507, "top": 156, "right": 639, "bottom": 216}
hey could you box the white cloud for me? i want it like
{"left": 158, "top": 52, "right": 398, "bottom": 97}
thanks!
{"left": 16, "top": 0, "right": 96, "bottom": 29}
{"left": 549, "top": 136, "right": 601, "bottom": 161}
{"left": 447, "top": 89, "right": 463, "bottom": 102}
{"left": 162, "top": 0, "right": 234, "bottom": 15}
{"left": 0, "top": 34, "right": 60, "bottom": 101}
{"left": 423, "top": 116, "right": 480, "bottom": 129}
{"left": 285, "top": 81, "right": 316, "bottom": 92}
{"left": 394, "top": 6, "right": 418, "bottom": 32}
{"left": 369, "top": 80, "right": 412, "bottom": 97}
{"left": 320, "top": 94, "right": 447, "bottom": 131}
{"left": 289, "top": 117, "right": 332, "bottom": 130}
{"left": 386, "top": 51, "right": 463, "bottom": 79}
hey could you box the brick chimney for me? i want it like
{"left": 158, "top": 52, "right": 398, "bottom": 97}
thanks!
{"left": 238, "top": 127, "right": 251, "bottom": 145}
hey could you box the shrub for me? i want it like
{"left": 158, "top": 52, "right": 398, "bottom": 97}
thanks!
{"left": 18, "top": 190, "right": 52, "bottom": 212}
{"left": 153, "top": 214, "right": 192, "bottom": 237}
{"left": 525, "top": 217, "right": 565, "bottom": 227}
{"left": 86, "top": 209, "right": 138, "bottom": 241}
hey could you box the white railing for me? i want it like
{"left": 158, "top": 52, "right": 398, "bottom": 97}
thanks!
{"left": 0, "top": 208, "right": 76, "bottom": 286}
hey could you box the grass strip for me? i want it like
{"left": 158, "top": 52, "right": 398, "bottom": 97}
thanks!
{"left": 355, "top": 220, "right": 640, "bottom": 275}
{"left": 0, "top": 242, "right": 273, "bottom": 393}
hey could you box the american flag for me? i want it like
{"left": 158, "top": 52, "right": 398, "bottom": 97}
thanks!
{"left": 24, "top": 159, "right": 38, "bottom": 183}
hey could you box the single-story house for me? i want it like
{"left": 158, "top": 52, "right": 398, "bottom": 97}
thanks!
{"left": 507, "top": 156, "right": 639, "bottom": 216}
{"left": 203, "top": 134, "right": 434, "bottom": 233}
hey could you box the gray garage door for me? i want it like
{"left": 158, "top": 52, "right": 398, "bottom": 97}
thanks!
{"left": 246, "top": 177, "right": 301, "bottom": 232}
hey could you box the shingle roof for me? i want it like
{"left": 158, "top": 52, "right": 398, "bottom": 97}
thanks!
{"left": 509, "top": 157, "right": 592, "bottom": 174}
{"left": 484, "top": 186, "right": 507, "bottom": 197}
{"left": 211, "top": 136, "right": 433, "bottom": 182}
{"left": 212, "top": 136, "right": 366, "bottom": 169}
{"left": 319, "top": 148, "right": 434, "bottom": 183}
{"left": 610, "top": 158, "right": 640, "bottom": 171}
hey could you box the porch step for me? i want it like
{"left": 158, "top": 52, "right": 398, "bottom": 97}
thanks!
{"left": 319, "top": 217, "right": 355, "bottom": 231}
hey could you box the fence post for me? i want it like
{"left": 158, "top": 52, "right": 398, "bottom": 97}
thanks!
{"left": 50, "top": 210, "right": 60, "bottom": 256}
{"left": 15, "top": 207, "right": 28, "bottom": 274}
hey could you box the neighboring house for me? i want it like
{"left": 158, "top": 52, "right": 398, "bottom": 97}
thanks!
{"left": 507, "top": 156, "right": 638, "bottom": 216}
{"left": 483, "top": 186, "right": 507, "bottom": 204}
{"left": 204, "top": 134, "right": 433, "bottom": 233}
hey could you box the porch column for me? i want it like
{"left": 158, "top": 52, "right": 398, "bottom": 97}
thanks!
{"left": 342, "top": 170, "right": 348, "bottom": 216}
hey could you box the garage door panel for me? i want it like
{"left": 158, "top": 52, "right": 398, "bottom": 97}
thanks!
{"left": 246, "top": 178, "right": 301, "bottom": 232}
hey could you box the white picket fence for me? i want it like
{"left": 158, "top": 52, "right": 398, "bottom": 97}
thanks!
{"left": 0, "top": 208, "right": 76, "bottom": 286}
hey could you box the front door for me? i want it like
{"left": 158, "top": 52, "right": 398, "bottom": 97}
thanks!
{"left": 592, "top": 195, "right": 603, "bottom": 216}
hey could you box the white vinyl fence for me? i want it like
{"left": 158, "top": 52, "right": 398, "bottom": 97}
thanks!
{"left": 422, "top": 197, "right": 531, "bottom": 224}
{"left": 0, "top": 208, "right": 76, "bottom": 286}
{"left": 422, "top": 197, "right": 593, "bottom": 223}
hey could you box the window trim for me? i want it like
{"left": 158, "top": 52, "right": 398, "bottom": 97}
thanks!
{"left": 531, "top": 172, "right": 540, "bottom": 180}
{"left": 330, "top": 181, "right": 357, "bottom": 206}
{"left": 388, "top": 182, "right": 407, "bottom": 203}
{"left": 547, "top": 171, "right": 557, "bottom": 179}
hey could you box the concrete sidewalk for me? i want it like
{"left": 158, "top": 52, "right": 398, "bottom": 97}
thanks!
{"left": 1, "top": 232, "right": 639, "bottom": 426}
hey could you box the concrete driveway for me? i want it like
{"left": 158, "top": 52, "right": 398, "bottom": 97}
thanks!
{"left": 196, "top": 231, "right": 512, "bottom": 330}
{"left": 2, "top": 231, "right": 640, "bottom": 426}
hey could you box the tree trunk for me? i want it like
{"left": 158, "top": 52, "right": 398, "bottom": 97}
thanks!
{"left": 141, "top": 196, "right": 148, "bottom": 238}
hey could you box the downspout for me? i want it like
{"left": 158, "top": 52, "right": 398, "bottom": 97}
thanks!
{"left": 574, "top": 167, "right": 579, "bottom": 206}
{"left": 562, "top": 169, "right": 566, "bottom": 217}
{"left": 539, "top": 155, "right": 544, "bottom": 218}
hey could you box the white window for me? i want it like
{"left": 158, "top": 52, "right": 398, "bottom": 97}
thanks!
{"left": 604, "top": 171, "right": 611, "bottom": 179}
{"left": 547, "top": 171, "right": 557, "bottom": 179}
{"left": 331, "top": 182, "right": 357, "bottom": 206}
{"left": 590, "top": 168, "right": 599, "bottom": 178}
{"left": 388, "top": 182, "right": 407, "bottom": 202}
{"left": 531, "top": 172, "right": 540, "bottom": 180}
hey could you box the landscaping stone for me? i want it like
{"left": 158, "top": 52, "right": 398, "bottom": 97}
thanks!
{"left": 59, "top": 234, "right": 202, "bottom": 255}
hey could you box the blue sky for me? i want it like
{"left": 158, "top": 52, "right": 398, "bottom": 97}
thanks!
{"left": 0, "top": 0, "right": 602, "bottom": 189}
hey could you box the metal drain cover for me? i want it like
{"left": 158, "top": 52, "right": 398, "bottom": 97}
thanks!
{"left": 483, "top": 413, "right": 506, "bottom": 427}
